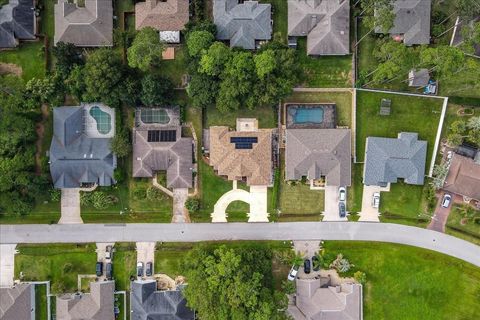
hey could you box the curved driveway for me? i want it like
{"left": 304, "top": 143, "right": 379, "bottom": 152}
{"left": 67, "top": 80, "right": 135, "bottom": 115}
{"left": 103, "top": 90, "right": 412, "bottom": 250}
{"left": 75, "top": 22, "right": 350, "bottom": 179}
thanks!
{"left": 1, "top": 222, "right": 479, "bottom": 267}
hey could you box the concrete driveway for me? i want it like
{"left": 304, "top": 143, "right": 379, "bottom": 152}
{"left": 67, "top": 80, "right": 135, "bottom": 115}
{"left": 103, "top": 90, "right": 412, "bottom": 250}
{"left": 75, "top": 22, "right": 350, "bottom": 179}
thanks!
{"left": 322, "top": 186, "right": 347, "bottom": 221}
{"left": 293, "top": 241, "right": 321, "bottom": 258}
{"left": 358, "top": 185, "right": 390, "bottom": 222}
{"left": 96, "top": 243, "right": 114, "bottom": 280}
{"left": 428, "top": 192, "right": 454, "bottom": 232}
{"left": 172, "top": 188, "right": 189, "bottom": 223}
{"left": 0, "top": 244, "right": 17, "bottom": 287}
{"left": 59, "top": 189, "right": 82, "bottom": 224}
{"left": 136, "top": 242, "right": 155, "bottom": 278}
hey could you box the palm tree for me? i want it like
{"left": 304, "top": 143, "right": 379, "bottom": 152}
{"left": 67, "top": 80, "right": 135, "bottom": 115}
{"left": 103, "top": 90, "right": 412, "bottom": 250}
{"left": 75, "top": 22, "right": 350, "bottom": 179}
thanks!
{"left": 291, "top": 253, "right": 304, "bottom": 267}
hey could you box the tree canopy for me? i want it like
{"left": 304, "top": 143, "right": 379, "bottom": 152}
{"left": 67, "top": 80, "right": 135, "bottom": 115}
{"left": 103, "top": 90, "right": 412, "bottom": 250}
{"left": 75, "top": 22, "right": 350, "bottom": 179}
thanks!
{"left": 127, "top": 27, "right": 166, "bottom": 72}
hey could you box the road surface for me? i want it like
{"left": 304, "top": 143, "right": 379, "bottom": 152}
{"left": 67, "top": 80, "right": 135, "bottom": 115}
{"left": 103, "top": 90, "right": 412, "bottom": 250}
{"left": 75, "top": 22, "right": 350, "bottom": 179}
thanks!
{"left": 1, "top": 222, "right": 479, "bottom": 267}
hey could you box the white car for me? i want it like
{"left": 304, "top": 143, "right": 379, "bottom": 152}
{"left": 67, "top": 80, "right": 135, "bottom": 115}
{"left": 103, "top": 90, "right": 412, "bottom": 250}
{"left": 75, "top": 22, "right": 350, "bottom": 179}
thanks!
{"left": 287, "top": 265, "right": 299, "bottom": 281}
{"left": 338, "top": 187, "right": 346, "bottom": 202}
{"left": 372, "top": 192, "right": 380, "bottom": 208}
{"left": 441, "top": 194, "right": 452, "bottom": 208}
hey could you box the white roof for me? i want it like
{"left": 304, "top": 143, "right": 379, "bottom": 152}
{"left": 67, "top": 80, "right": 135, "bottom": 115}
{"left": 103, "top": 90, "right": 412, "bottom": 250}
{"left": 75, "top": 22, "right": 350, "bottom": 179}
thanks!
{"left": 160, "top": 31, "right": 180, "bottom": 43}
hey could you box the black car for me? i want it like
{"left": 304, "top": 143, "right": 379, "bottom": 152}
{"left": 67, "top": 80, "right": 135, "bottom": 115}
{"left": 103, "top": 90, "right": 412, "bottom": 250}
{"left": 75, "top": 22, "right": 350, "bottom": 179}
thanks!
{"left": 96, "top": 262, "right": 103, "bottom": 277}
{"left": 339, "top": 202, "right": 346, "bottom": 218}
{"left": 146, "top": 262, "right": 153, "bottom": 277}
{"left": 303, "top": 259, "right": 311, "bottom": 274}
{"left": 312, "top": 256, "right": 320, "bottom": 271}
{"left": 106, "top": 263, "right": 113, "bottom": 280}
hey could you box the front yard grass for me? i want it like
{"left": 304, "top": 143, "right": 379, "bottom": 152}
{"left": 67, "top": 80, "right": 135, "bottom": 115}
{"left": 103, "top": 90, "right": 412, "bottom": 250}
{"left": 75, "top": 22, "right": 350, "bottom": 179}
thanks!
{"left": 348, "top": 164, "right": 363, "bottom": 214}
{"left": 206, "top": 104, "right": 277, "bottom": 129}
{"left": 379, "top": 182, "right": 429, "bottom": 220}
{"left": 323, "top": 241, "right": 480, "bottom": 320}
{"left": 112, "top": 243, "right": 137, "bottom": 291}
{"left": 154, "top": 243, "right": 193, "bottom": 278}
{"left": 445, "top": 205, "right": 480, "bottom": 245}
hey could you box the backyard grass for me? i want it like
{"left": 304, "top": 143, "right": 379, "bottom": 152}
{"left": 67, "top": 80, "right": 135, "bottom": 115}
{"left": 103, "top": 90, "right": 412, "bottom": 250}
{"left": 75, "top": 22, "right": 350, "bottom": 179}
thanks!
{"left": 322, "top": 241, "right": 480, "bottom": 320}
{"left": 206, "top": 104, "right": 277, "bottom": 129}
{"left": 14, "top": 244, "right": 97, "bottom": 294}
{"left": 160, "top": 46, "right": 188, "bottom": 87}
{"left": 0, "top": 42, "right": 45, "bottom": 80}
{"left": 284, "top": 91, "right": 353, "bottom": 127}
{"left": 260, "top": 0, "right": 287, "bottom": 43}
{"left": 114, "top": 0, "right": 135, "bottom": 30}
{"left": 35, "top": 284, "right": 48, "bottom": 320}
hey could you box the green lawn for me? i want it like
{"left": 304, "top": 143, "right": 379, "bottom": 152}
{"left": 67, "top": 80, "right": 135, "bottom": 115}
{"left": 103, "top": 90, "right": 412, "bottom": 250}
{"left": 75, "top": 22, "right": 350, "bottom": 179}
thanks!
{"left": 114, "top": 0, "right": 135, "bottom": 30}
{"left": 357, "top": 22, "right": 377, "bottom": 77}
{"left": 439, "top": 57, "right": 480, "bottom": 99}
{"left": 160, "top": 46, "right": 188, "bottom": 87}
{"left": 206, "top": 104, "right": 277, "bottom": 129}
{"left": 112, "top": 244, "right": 137, "bottom": 291}
{"left": 445, "top": 205, "right": 480, "bottom": 245}
{"left": 35, "top": 284, "right": 48, "bottom": 320}
{"left": 348, "top": 164, "right": 364, "bottom": 214}
{"left": 322, "top": 241, "right": 480, "bottom": 320}
{"left": 260, "top": 0, "right": 288, "bottom": 42}
{"left": 155, "top": 243, "right": 193, "bottom": 278}
{"left": 284, "top": 91, "right": 353, "bottom": 127}
{"left": 15, "top": 244, "right": 97, "bottom": 294}
{"left": 379, "top": 182, "right": 429, "bottom": 220}
{"left": 0, "top": 42, "right": 45, "bottom": 80}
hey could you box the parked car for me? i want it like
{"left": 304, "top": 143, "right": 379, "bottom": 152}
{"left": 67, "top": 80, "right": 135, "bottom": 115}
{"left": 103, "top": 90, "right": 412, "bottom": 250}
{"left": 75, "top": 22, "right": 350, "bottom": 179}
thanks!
{"left": 146, "top": 262, "right": 153, "bottom": 277}
{"left": 137, "top": 262, "right": 144, "bottom": 277}
{"left": 105, "top": 263, "right": 113, "bottom": 280}
{"left": 287, "top": 265, "right": 299, "bottom": 281}
{"left": 105, "top": 245, "right": 112, "bottom": 260}
{"left": 303, "top": 259, "right": 311, "bottom": 274}
{"left": 338, "top": 187, "right": 346, "bottom": 202}
{"left": 96, "top": 262, "right": 103, "bottom": 277}
{"left": 312, "top": 255, "right": 320, "bottom": 271}
{"left": 372, "top": 192, "right": 380, "bottom": 208}
{"left": 442, "top": 194, "right": 452, "bottom": 208}
{"left": 339, "top": 202, "right": 346, "bottom": 218}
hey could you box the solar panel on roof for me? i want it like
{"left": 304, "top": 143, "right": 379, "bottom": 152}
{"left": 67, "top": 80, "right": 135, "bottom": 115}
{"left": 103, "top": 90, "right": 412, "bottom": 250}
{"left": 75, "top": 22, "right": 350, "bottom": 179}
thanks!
{"left": 230, "top": 137, "right": 258, "bottom": 143}
{"left": 147, "top": 130, "right": 176, "bottom": 142}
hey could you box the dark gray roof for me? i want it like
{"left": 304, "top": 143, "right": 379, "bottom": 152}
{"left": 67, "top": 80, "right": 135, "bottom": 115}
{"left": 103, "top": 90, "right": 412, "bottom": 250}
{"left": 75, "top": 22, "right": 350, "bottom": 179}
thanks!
{"left": 376, "top": 0, "right": 431, "bottom": 45}
{"left": 0, "top": 283, "right": 34, "bottom": 320}
{"left": 408, "top": 68, "right": 429, "bottom": 87}
{"left": 0, "top": 0, "right": 36, "bottom": 48}
{"left": 130, "top": 280, "right": 194, "bottom": 320}
{"left": 287, "top": 0, "right": 350, "bottom": 55}
{"left": 451, "top": 16, "right": 480, "bottom": 57}
{"left": 285, "top": 129, "right": 351, "bottom": 186}
{"left": 213, "top": 0, "right": 271, "bottom": 49}
{"left": 54, "top": 0, "right": 113, "bottom": 47}
{"left": 49, "top": 104, "right": 117, "bottom": 189}
{"left": 364, "top": 132, "right": 427, "bottom": 187}
{"left": 132, "top": 108, "right": 193, "bottom": 189}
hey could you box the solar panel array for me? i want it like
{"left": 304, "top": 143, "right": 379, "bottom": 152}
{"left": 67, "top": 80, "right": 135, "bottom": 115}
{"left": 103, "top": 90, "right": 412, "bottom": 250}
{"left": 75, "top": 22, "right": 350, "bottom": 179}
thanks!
{"left": 147, "top": 130, "right": 177, "bottom": 142}
{"left": 230, "top": 137, "right": 258, "bottom": 149}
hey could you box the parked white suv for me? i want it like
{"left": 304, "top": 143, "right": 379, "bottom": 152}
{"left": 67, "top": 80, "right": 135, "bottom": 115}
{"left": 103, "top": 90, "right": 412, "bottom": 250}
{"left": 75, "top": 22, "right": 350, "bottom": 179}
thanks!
{"left": 338, "top": 187, "right": 346, "bottom": 202}
{"left": 372, "top": 192, "right": 380, "bottom": 208}
{"left": 442, "top": 194, "right": 452, "bottom": 208}
{"left": 287, "top": 265, "right": 299, "bottom": 281}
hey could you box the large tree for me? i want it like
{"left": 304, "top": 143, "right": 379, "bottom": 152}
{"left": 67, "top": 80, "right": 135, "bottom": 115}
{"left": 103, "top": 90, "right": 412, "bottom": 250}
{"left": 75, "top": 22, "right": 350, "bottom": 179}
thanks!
{"left": 127, "top": 27, "right": 166, "bottom": 72}
{"left": 140, "top": 73, "right": 174, "bottom": 106}
{"left": 186, "top": 30, "right": 215, "bottom": 58}
{"left": 362, "top": 0, "right": 396, "bottom": 33}
{"left": 181, "top": 245, "right": 287, "bottom": 320}
{"left": 52, "top": 42, "right": 83, "bottom": 79}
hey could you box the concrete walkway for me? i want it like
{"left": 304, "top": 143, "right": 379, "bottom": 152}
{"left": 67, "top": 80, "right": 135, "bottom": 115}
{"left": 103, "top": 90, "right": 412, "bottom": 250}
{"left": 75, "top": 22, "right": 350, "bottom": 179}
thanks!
{"left": 0, "top": 244, "right": 17, "bottom": 287}
{"left": 358, "top": 185, "right": 390, "bottom": 222}
{"left": 59, "top": 189, "right": 83, "bottom": 224}
{"left": 322, "top": 186, "right": 347, "bottom": 222}
{"left": 172, "top": 188, "right": 190, "bottom": 223}
{"left": 2, "top": 222, "right": 480, "bottom": 267}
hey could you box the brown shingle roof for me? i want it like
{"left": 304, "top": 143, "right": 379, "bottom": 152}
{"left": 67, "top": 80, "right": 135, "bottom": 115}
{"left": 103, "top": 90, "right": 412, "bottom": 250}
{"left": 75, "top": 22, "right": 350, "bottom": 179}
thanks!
{"left": 135, "top": 0, "right": 189, "bottom": 31}
{"left": 209, "top": 126, "right": 272, "bottom": 186}
{"left": 443, "top": 154, "right": 480, "bottom": 201}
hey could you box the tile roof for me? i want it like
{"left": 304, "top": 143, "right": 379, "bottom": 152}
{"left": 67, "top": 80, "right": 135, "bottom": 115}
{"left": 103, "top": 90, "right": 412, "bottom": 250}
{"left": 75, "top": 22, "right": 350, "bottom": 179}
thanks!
{"left": 376, "top": 0, "right": 431, "bottom": 45}
{"left": 209, "top": 125, "right": 272, "bottom": 186}
{"left": 443, "top": 153, "right": 480, "bottom": 201}
{"left": 135, "top": 0, "right": 189, "bottom": 32}
{"left": 213, "top": 0, "right": 272, "bottom": 50}
{"left": 0, "top": 283, "right": 34, "bottom": 320}
{"left": 56, "top": 281, "right": 115, "bottom": 320}
{"left": 54, "top": 0, "right": 113, "bottom": 47}
{"left": 363, "top": 132, "right": 427, "bottom": 187}
{"left": 49, "top": 104, "right": 117, "bottom": 189}
{"left": 130, "top": 280, "right": 194, "bottom": 320}
{"left": 0, "top": 0, "right": 36, "bottom": 48}
{"left": 287, "top": 0, "right": 350, "bottom": 55}
{"left": 286, "top": 129, "right": 351, "bottom": 186}
{"left": 132, "top": 108, "right": 193, "bottom": 189}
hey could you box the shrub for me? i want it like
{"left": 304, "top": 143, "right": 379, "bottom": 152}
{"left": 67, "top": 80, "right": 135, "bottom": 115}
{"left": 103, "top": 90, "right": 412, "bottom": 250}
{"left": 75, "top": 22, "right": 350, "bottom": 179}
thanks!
{"left": 50, "top": 188, "right": 61, "bottom": 202}
{"left": 185, "top": 197, "right": 200, "bottom": 213}
{"left": 354, "top": 271, "right": 367, "bottom": 285}
{"left": 281, "top": 280, "right": 296, "bottom": 295}
{"left": 329, "top": 254, "right": 353, "bottom": 273}
{"left": 146, "top": 186, "right": 164, "bottom": 201}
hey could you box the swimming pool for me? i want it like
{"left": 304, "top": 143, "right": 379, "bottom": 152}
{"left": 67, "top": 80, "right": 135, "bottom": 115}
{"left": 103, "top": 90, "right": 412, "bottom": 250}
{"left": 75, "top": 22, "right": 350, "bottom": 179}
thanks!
{"left": 291, "top": 107, "right": 324, "bottom": 124}
{"left": 285, "top": 103, "right": 336, "bottom": 129}
{"left": 140, "top": 108, "right": 170, "bottom": 124}
{"left": 89, "top": 106, "right": 112, "bottom": 134}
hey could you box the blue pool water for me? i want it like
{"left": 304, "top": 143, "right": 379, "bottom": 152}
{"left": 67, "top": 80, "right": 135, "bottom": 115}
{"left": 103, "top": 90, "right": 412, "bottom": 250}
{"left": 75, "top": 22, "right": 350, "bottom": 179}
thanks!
{"left": 89, "top": 106, "right": 112, "bottom": 134}
{"left": 292, "top": 107, "right": 324, "bottom": 124}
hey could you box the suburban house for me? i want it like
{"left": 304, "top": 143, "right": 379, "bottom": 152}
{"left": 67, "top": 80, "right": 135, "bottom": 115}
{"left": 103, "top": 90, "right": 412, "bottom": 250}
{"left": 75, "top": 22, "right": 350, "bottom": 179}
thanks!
{"left": 0, "top": 0, "right": 36, "bottom": 48}
{"left": 0, "top": 283, "right": 35, "bottom": 320}
{"left": 49, "top": 103, "right": 117, "bottom": 189}
{"left": 56, "top": 281, "right": 115, "bottom": 320}
{"left": 450, "top": 15, "right": 480, "bottom": 57}
{"left": 131, "top": 280, "right": 195, "bottom": 320}
{"left": 408, "top": 68, "right": 430, "bottom": 87}
{"left": 132, "top": 107, "right": 194, "bottom": 189}
{"left": 135, "top": 0, "right": 189, "bottom": 43}
{"left": 54, "top": 0, "right": 113, "bottom": 47}
{"left": 288, "top": 278, "right": 362, "bottom": 320}
{"left": 287, "top": 0, "right": 350, "bottom": 55}
{"left": 213, "top": 0, "right": 272, "bottom": 50}
{"left": 285, "top": 129, "right": 351, "bottom": 187}
{"left": 375, "top": 0, "right": 431, "bottom": 46}
{"left": 363, "top": 132, "right": 427, "bottom": 187}
{"left": 443, "top": 153, "right": 480, "bottom": 202}
{"left": 208, "top": 118, "right": 273, "bottom": 186}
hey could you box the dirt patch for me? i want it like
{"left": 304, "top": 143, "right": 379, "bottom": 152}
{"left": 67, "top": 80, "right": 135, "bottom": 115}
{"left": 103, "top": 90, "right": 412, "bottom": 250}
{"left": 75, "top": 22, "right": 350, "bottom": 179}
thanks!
{"left": 0, "top": 63, "right": 22, "bottom": 77}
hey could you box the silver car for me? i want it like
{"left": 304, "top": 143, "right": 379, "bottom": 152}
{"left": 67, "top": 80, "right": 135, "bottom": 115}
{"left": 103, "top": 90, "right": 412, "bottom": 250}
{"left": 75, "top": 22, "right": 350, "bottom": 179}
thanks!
{"left": 372, "top": 192, "right": 380, "bottom": 208}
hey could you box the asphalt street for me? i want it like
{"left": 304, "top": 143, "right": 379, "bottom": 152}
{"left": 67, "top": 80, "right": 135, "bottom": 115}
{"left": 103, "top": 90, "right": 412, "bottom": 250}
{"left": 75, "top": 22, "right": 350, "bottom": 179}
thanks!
{"left": 1, "top": 222, "right": 479, "bottom": 267}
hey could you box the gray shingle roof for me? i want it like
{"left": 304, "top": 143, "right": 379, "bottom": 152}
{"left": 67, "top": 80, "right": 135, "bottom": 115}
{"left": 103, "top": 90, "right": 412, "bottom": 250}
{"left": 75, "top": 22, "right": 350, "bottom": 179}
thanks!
{"left": 132, "top": 108, "right": 193, "bottom": 189}
{"left": 408, "top": 68, "right": 429, "bottom": 87}
{"left": 54, "top": 0, "right": 113, "bottom": 47}
{"left": 130, "top": 280, "right": 194, "bottom": 320}
{"left": 376, "top": 0, "right": 431, "bottom": 45}
{"left": 288, "top": 0, "right": 350, "bottom": 55}
{"left": 56, "top": 281, "right": 115, "bottom": 320}
{"left": 363, "top": 132, "right": 427, "bottom": 187}
{"left": 0, "top": 283, "right": 34, "bottom": 320}
{"left": 0, "top": 0, "right": 36, "bottom": 48}
{"left": 49, "top": 104, "right": 117, "bottom": 189}
{"left": 285, "top": 129, "right": 352, "bottom": 186}
{"left": 213, "top": 0, "right": 272, "bottom": 49}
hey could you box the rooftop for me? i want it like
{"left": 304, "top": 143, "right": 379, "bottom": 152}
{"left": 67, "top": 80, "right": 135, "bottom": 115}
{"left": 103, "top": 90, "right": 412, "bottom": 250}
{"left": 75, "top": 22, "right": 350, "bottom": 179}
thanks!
{"left": 408, "top": 68, "right": 429, "bottom": 87}
{"left": 443, "top": 153, "right": 480, "bottom": 201}
{"left": 213, "top": 0, "right": 272, "bottom": 50}
{"left": 135, "top": 0, "right": 189, "bottom": 32}
{"left": 0, "top": 283, "right": 34, "bottom": 320}
{"left": 0, "top": 0, "right": 36, "bottom": 48}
